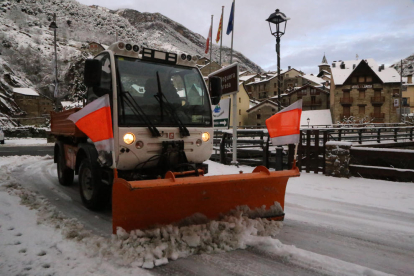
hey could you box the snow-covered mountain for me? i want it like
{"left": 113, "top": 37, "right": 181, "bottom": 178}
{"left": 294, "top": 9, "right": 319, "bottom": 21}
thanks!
{"left": 390, "top": 53, "right": 414, "bottom": 77}
{"left": 0, "top": 0, "right": 262, "bottom": 117}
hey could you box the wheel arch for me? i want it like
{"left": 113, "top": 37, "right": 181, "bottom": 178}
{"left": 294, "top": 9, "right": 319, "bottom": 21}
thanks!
{"left": 75, "top": 143, "right": 98, "bottom": 175}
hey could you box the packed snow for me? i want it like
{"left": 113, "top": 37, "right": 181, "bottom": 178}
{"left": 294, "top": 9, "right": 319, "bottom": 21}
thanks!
{"left": 0, "top": 155, "right": 412, "bottom": 275}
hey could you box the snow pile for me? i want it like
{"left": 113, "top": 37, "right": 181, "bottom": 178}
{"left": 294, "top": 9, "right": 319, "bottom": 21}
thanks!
{"left": 0, "top": 157, "right": 283, "bottom": 270}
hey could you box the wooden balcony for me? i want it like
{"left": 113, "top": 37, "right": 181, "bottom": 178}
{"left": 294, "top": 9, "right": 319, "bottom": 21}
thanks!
{"left": 371, "top": 96, "right": 385, "bottom": 105}
{"left": 370, "top": 113, "right": 385, "bottom": 118}
{"left": 370, "top": 113, "right": 385, "bottom": 123}
{"left": 340, "top": 97, "right": 353, "bottom": 105}
{"left": 303, "top": 99, "right": 322, "bottom": 107}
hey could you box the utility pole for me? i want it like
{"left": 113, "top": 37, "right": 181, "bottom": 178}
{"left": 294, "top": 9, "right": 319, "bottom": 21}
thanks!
{"left": 49, "top": 13, "right": 59, "bottom": 108}
{"left": 400, "top": 59, "right": 403, "bottom": 122}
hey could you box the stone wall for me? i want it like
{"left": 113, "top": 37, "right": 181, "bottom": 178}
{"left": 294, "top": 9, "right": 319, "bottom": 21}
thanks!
{"left": 325, "top": 141, "right": 352, "bottom": 178}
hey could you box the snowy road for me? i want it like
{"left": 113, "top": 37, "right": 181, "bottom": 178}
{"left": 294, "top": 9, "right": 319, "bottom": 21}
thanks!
{"left": 2, "top": 156, "right": 414, "bottom": 275}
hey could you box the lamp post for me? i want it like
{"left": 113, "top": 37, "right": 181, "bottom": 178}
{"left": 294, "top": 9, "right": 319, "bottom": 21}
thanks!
{"left": 307, "top": 117, "right": 310, "bottom": 128}
{"left": 49, "top": 14, "right": 58, "bottom": 107}
{"left": 266, "top": 9, "right": 290, "bottom": 112}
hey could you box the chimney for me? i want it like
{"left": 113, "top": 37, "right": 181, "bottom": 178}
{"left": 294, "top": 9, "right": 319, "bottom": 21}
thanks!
{"left": 381, "top": 64, "right": 385, "bottom": 70}
{"left": 353, "top": 64, "right": 356, "bottom": 69}
{"left": 378, "top": 66, "right": 382, "bottom": 72}
{"left": 288, "top": 66, "right": 291, "bottom": 70}
{"left": 408, "top": 74, "right": 413, "bottom": 84}
{"left": 332, "top": 62, "right": 336, "bottom": 68}
{"left": 340, "top": 61, "right": 345, "bottom": 69}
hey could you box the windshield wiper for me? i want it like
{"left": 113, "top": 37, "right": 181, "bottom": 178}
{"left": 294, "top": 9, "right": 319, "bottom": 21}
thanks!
{"left": 122, "top": 92, "right": 161, "bottom": 137}
{"left": 155, "top": 72, "right": 190, "bottom": 137}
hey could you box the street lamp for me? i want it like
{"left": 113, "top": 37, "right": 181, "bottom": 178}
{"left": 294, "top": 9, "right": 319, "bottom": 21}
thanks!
{"left": 49, "top": 14, "right": 58, "bottom": 107}
{"left": 266, "top": 9, "right": 290, "bottom": 112}
{"left": 307, "top": 117, "right": 310, "bottom": 128}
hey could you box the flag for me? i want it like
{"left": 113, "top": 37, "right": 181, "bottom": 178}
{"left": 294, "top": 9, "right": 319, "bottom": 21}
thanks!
{"left": 216, "top": 11, "right": 223, "bottom": 43}
{"left": 68, "top": 94, "right": 114, "bottom": 152}
{"left": 226, "top": 1, "right": 234, "bottom": 35}
{"left": 205, "top": 25, "right": 212, "bottom": 54}
{"left": 265, "top": 99, "right": 302, "bottom": 146}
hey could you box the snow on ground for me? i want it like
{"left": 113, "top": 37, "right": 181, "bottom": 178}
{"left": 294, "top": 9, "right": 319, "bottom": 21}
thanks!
{"left": 2, "top": 138, "right": 49, "bottom": 145}
{"left": 0, "top": 156, "right": 407, "bottom": 275}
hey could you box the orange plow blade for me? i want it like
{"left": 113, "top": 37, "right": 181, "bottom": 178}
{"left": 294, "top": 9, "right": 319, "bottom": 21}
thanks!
{"left": 112, "top": 166, "right": 300, "bottom": 233}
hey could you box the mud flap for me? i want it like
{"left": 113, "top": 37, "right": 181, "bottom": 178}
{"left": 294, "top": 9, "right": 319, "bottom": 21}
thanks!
{"left": 112, "top": 166, "right": 300, "bottom": 233}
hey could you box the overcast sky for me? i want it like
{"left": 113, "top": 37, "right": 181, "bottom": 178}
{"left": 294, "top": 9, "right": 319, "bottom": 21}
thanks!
{"left": 77, "top": 0, "right": 414, "bottom": 74}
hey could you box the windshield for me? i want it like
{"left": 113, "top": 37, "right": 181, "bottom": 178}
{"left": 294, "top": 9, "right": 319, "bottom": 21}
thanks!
{"left": 116, "top": 57, "right": 212, "bottom": 127}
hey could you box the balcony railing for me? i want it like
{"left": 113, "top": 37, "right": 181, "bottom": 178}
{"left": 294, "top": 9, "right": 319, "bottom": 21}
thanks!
{"left": 340, "top": 97, "right": 353, "bottom": 105}
{"left": 303, "top": 99, "right": 322, "bottom": 106}
{"left": 371, "top": 97, "right": 385, "bottom": 104}
{"left": 370, "top": 113, "right": 385, "bottom": 118}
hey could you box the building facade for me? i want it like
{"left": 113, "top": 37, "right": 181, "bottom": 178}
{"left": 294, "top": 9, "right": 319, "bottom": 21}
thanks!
{"left": 246, "top": 99, "right": 279, "bottom": 126}
{"left": 276, "top": 84, "right": 329, "bottom": 110}
{"left": 330, "top": 59, "right": 401, "bottom": 123}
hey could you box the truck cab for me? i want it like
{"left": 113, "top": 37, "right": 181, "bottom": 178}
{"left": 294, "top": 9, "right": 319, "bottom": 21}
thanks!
{"left": 52, "top": 42, "right": 222, "bottom": 210}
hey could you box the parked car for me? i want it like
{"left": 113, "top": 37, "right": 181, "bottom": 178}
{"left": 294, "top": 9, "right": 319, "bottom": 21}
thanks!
{"left": 0, "top": 128, "right": 4, "bottom": 144}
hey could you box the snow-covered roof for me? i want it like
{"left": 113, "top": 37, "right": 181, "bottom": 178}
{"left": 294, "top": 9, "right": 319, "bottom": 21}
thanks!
{"left": 301, "top": 109, "right": 333, "bottom": 126}
{"left": 12, "top": 88, "right": 39, "bottom": 96}
{"left": 239, "top": 75, "right": 257, "bottom": 82}
{"left": 331, "top": 59, "right": 400, "bottom": 85}
{"left": 302, "top": 74, "right": 325, "bottom": 85}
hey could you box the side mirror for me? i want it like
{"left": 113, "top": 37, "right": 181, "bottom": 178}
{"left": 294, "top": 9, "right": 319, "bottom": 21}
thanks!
{"left": 84, "top": 59, "right": 101, "bottom": 87}
{"left": 209, "top": 76, "right": 222, "bottom": 105}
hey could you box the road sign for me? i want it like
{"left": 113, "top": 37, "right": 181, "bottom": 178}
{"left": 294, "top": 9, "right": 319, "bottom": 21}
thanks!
{"left": 211, "top": 98, "right": 230, "bottom": 129}
{"left": 208, "top": 63, "right": 239, "bottom": 95}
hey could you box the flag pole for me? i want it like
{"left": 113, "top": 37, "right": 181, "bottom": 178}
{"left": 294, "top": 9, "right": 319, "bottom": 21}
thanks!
{"left": 210, "top": 15, "right": 213, "bottom": 75}
{"left": 219, "top": 6, "right": 224, "bottom": 66}
{"left": 230, "top": 0, "right": 235, "bottom": 64}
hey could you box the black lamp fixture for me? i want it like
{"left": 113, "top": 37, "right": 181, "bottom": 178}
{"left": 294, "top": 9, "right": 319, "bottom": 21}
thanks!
{"left": 307, "top": 117, "right": 310, "bottom": 128}
{"left": 266, "top": 9, "right": 290, "bottom": 112}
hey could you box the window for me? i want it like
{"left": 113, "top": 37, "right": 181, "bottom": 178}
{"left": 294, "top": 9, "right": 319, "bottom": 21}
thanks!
{"left": 343, "top": 106, "right": 351, "bottom": 117}
{"left": 374, "top": 106, "right": 381, "bottom": 115}
{"left": 239, "top": 121, "right": 241, "bottom": 126}
{"left": 393, "top": 89, "right": 399, "bottom": 96}
{"left": 359, "top": 90, "right": 365, "bottom": 99}
{"left": 274, "top": 83, "right": 276, "bottom": 88}
{"left": 352, "top": 77, "right": 357, "bottom": 83}
{"left": 358, "top": 76, "right": 365, "bottom": 83}
{"left": 239, "top": 109, "right": 241, "bottom": 115}
{"left": 274, "top": 91, "right": 277, "bottom": 95}
{"left": 257, "top": 114, "right": 261, "bottom": 119}
{"left": 286, "top": 74, "right": 289, "bottom": 78}
{"left": 257, "top": 123, "right": 261, "bottom": 126}
{"left": 359, "top": 105, "right": 365, "bottom": 114}
{"left": 239, "top": 97, "right": 241, "bottom": 103}
{"left": 366, "top": 76, "right": 372, "bottom": 82}
{"left": 272, "top": 108, "right": 275, "bottom": 112}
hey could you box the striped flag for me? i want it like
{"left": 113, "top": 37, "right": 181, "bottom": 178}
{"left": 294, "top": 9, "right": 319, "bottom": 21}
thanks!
{"left": 266, "top": 100, "right": 302, "bottom": 146}
{"left": 205, "top": 25, "right": 212, "bottom": 54}
{"left": 216, "top": 11, "right": 223, "bottom": 43}
{"left": 68, "top": 94, "right": 114, "bottom": 152}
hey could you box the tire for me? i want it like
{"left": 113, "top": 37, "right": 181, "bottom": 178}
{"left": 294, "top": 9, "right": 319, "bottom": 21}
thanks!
{"left": 78, "top": 158, "right": 110, "bottom": 211}
{"left": 57, "top": 149, "right": 74, "bottom": 186}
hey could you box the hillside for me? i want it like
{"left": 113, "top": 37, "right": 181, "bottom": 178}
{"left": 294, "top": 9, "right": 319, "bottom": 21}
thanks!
{"left": 390, "top": 53, "right": 414, "bottom": 77}
{"left": 0, "top": 0, "right": 262, "bottom": 118}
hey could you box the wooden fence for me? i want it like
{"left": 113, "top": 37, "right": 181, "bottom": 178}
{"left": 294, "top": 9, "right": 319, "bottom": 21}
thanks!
{"left": 212, "top": 125, "right": 414, "bottom": 173}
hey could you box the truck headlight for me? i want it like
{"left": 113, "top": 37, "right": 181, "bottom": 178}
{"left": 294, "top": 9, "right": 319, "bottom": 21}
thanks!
{"left": 202, "top": 132, "right": 210, "bottom": 142}
{"left": 123, "top": 133, "right": 135, "bottom": 145}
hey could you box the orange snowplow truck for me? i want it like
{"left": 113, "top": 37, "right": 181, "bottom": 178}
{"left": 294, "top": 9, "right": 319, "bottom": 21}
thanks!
{"left": 51, "top": 42, "right": 299, "bottom": 233}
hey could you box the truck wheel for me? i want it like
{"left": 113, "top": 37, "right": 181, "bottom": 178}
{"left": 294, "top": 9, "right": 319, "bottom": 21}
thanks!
{"left": 78, "top": 158, "right": 110, "bottom": 211}
{"left": 57, "top": 150, "right": 74, "bottom": 186}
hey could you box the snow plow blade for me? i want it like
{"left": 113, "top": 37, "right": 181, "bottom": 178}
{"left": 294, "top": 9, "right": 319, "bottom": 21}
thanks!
{"left": 112, "top": 166, "right": 300, "bottom": 233}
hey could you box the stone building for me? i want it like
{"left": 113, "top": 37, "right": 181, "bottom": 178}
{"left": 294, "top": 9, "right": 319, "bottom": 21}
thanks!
{"left": 88, "top": 42, "right": 105, "bottom": 56}
{"left": 317, "top": 54, "right": 332, "bottom": 82}
{"left": 199, "top": 61, "right": 222, "bottom": 76}
{"left": 330, "top": 59, "right": 401, "bottom": 123}
{"left": 246, "top": 99, "right": 279, "bottom": 126}
{"left": 12, "top": 88, "right": 54, "bottom": 125}
{"left": 402, "top": 74, "right": 414, "bottom": 114}
{"left": 274, "top": 83, "right": 329, "bottom": 110}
